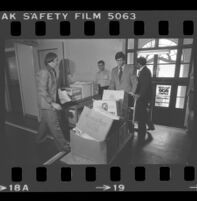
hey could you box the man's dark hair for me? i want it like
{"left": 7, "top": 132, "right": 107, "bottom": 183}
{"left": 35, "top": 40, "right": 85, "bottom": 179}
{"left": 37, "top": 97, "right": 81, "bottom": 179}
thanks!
{"left": 115, "top": 52, "right": 125, "bottom": 60}
{"left": 44, "top": 52, "right": 58, "bottom": 66}
{"left": 137, "top": 57, "right": 147, "bottom": 66}
{"left": 98, "top": 60, "right": 105, "bottom": 65}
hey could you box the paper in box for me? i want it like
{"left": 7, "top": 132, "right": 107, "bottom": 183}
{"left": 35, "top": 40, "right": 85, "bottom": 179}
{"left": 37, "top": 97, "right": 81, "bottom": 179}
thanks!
{"left": 102, "top": 90, "right": 129, "bottom": 118}
{"left": 70, "top": 106, "right": 120, "bottom": 163}
{"left": 93, "top": 100, "right": 121, "bottom": 116}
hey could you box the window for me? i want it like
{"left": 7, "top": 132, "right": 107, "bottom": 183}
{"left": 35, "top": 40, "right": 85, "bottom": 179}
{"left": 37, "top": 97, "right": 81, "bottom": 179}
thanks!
{"left": 183, "top": 38, "right": 193, "bottom": 45}
{"left": 181, "top": 48, "right": 192, "bottom": 63}
{"left": 175, "top": 86, "right": 187, "bottom": 109}
{"left": 179, "top": 64, "right": 190, "bottom": 78}
{"left": 179, "top": 48, "right": 192, "bottom": 78}
{"left": 158, "top": 39, "right": 178, "bottom": 47}
{"left": 127, "top": 39, "right": 134, "bottom": 49}
{"left": 157, "top": 49, "right": 177, "bottom": 64}
{"left": 155, "top": 85, "right": 171, "bottom": 107}
{"left": 138, "top": 39, "right": 156, "bottom": 49}
{"left": 127, "top": 52, "right": 134, "bottom": 64}
{"left": 156, "top": 64, "right": 176, "bottom": 78}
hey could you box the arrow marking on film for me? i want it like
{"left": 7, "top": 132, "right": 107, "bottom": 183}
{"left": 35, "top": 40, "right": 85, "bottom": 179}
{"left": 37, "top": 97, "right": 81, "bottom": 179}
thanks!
{"left": 0, "top": 185, "right": 7, "bottom": 192}
{"left": 96, "top": 185, "right": 111, "bottom": 191}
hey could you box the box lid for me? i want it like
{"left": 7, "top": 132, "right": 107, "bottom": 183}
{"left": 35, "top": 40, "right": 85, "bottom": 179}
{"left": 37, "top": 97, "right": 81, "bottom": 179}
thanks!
{"left": 102, "top": 90, "right": 125, "bottom": 101}
{"left": 76, "top": 106, "right": 114, "bottom": 141}
{"left": 71, "top": 81, "right": 92, "bottom": 85}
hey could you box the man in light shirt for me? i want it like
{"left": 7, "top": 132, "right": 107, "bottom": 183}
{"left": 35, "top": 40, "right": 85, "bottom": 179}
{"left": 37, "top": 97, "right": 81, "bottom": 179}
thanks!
{"left": 95, "top": 60, "right": 110, "bottom": 97}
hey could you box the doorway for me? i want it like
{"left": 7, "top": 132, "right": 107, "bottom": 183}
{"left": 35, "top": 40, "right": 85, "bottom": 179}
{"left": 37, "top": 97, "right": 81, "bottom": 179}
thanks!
{"left": 5, "top": 50, "right": 23, "bottom": 115}
{"left": 126, "top": 38, "right": 194, "bottom": 128}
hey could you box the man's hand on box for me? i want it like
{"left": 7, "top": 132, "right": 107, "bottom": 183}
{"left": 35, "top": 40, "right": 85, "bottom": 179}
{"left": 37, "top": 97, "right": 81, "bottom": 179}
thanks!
{"left": 51, "top": 102, "right": 62, "bottom": 110}
{"left": 58, "top": 89, "right": 72, "bottom": 103}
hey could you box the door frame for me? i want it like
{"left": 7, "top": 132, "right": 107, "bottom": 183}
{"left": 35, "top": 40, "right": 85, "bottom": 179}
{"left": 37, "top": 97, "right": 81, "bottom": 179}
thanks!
{"left": 125, "top": 38, "right": 194, "bottom": 127}
{"left": 5, "top": 49, "right": 25, "bottom": 115}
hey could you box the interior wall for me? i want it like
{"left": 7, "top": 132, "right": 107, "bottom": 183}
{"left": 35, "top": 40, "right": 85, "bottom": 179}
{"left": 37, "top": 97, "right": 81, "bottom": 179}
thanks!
{"left": 36, "top": 39, "right": 64, "bottom": 76}
{"left": 5, "top": 39, "right": 125, "bottom": 119}
{"left": 63, "top": 39, "right": 125, "bottom": 81}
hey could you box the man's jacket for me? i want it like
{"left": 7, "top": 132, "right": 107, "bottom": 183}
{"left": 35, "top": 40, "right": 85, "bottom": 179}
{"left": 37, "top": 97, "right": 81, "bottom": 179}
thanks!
{"left": 109, "top": 64, "right": 138, "bottom": 93}
{"left": 36, "top": 67, "right": 57, "bottom": 110}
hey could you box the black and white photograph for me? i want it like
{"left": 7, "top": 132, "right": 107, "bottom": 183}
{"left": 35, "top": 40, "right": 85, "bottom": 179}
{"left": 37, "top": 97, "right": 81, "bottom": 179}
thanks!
{"left": 3, "top": 38, "right": 196, "bottom": 166}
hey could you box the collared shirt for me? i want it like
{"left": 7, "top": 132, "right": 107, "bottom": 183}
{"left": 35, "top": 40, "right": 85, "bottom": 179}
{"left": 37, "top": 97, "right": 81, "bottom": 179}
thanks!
{"left": 95, "top": 69, "right": 110, "bottom": 87}
{"left": 137, "top": 65, "right": 145, "bottom": 77}
{"left": 118, "top": 64, "right": 125, "bottom": 74}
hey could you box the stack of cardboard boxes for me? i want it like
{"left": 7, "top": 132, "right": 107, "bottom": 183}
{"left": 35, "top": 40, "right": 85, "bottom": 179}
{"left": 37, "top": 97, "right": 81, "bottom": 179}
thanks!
{"left": 61, "top": 90, "right": 132, "bottom": 164}
{"left": 65, "top": 87, "right": 82, "bottom": 101}
{"left": 70, "top": 81, "right": 93, "bottom": 99}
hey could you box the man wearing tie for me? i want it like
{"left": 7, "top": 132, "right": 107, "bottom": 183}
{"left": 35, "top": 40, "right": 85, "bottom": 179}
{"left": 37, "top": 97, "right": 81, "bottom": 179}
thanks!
{"left": 134, "top": 57, "right": 153, "bottom": 145}
{"left": 109, "top": 52, "right": 138, "bottom": 133}
{"left": 109, "top": 51, "right": 137, "bottom": 94}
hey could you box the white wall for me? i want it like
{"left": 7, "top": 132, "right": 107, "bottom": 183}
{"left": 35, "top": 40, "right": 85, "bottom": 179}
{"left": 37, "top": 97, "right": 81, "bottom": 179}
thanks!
{"left": 10, "top": 39, "right": 125, "bottom": 119}
{"left": 35, "top": 39, "right": 125, "bottom": 81}
{"left": 63, "top": 39, "right": 126, "bottom": 81}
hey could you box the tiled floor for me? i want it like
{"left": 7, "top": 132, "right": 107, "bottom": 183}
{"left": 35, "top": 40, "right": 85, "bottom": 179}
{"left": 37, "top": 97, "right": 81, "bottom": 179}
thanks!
{"left": 130, "top": 125, "right": 192, "bottom": 164}
{"left": 3, "top": 114, "right": 193, "bottom": 165}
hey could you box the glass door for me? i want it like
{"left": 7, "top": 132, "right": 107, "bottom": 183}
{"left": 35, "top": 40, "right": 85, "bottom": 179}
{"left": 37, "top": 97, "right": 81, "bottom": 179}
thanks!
{"left": 126, "top": 38, "right": 193, "bottom": 128}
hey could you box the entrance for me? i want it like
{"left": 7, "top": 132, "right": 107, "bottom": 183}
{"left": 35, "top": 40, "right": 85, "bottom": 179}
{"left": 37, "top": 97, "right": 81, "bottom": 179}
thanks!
{"left": 5, "top": 50, "right": 23, "bottom": 115}
{"left": 126, "top": 38, "right": 194, "bottom": 128}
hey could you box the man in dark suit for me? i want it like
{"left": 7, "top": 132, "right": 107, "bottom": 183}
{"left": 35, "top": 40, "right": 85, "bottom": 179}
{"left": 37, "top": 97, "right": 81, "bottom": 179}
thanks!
{"left": 134, "top": 57, "right": 153, "bottom": 145}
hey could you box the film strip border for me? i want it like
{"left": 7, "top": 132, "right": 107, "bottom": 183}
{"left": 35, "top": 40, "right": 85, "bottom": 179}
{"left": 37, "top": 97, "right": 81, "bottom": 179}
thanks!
{"left": 0, "top": 11, "right": 197, "bottom": 192}
{"left": 8, "top": 20, "right": 195, "bottom": 36}
{"left": 0, "top": 11, "right": 197, "bottom": 37}
{"left": 0, "top": 165, "right": 197, "bottom": 191}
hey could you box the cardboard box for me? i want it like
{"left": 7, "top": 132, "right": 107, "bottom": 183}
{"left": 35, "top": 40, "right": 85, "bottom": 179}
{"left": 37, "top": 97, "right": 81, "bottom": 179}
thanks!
{"left": 70, "top": 106, "right": 120, "bottom": 164}
{"left": 71, "top": 81, "right": 93, "bottom": 99}
{"left": 72, "top": 94, "right": 82, "bottom": 101}
{"left": 93, "top": 100, "right": 121, "bottom": 116}
{"left": 65, "top": 87, "right": 82, "bottom": 101}
{"left": 60, "top": 152, "right": 98, "bottom": 164}
{"left": 118, "top": 121, "right": 131, "bottom": 150}
{"left": 102, "top": 90, "right": 129, "bottom": 118}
